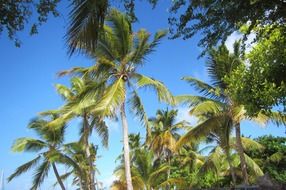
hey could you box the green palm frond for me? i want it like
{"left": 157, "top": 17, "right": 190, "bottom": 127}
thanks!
{"left": 131, "top": 29, "right": 167, "bottom": 64}
{"left": 268, "top": 152, "right": 284, "bottom": 163}
{"left": 135, "top": 73, "right": 174, "bottom": 105}
{"left": 12, "top": 138, "right": 46, "bottom": 153}
{"left": 31, "top": 159, "right": 51, "bottom": 190}
{"left": 91, "top": 77, "right": 125, "bottom": 116}
{"left": 66, "top": 0, "right": 108, "bottom": 55}
{"left": 207, "top": 44, "right": 242, "bottom": 89}
{"left": 148, "top": 164, "right": 169, "bottom": 185}
{"left": 255, "top": 112, "right": 286, "bottom": 126}
{"left": 107, "top": 9, "right": 132, "bottom": 59}
{"left": 232, "top": 105, "right": 247, "bottom": 123}
{"left": 90, "top": 118, "right": 109, "bottom": 147}
{"left": 70, "top": 77, "right": 85, "bottom": 93}
{"left": 176, "top": 115, "right": 226, "bottom": 149}
{"left": 57, "top": 67, "right": 88, "bottom": 77}
{"left": 199, "top": 147, "right": 224, "bottom": 176}
{"left": 190, "top": 100, "right": 224, "bottom": 117}
{"left": 240, "top": 137, "right": 264, "bottom": 152}
{"left": 244, "top": 153, "right": 264, "bottom": 177}
{"left": 8, "top": 156, "right": 41, "bottom": 182}
{"left": 182, "top": 76, "right": 224, "bottom": 100}
{"left": 149, "top": 30, "right": 168, "bottom": 50}
{"left": 128, "top": 90, "right": 150, "bottom": 142}
{"left": 55, "top": 84, "right": 74, "bottom": 101}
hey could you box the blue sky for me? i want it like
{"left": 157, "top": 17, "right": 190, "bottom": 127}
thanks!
{"left": 0, "top": 1, "right": 285, "bottom": 189}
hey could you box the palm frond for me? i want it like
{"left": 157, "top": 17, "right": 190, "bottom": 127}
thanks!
{"left": 91, "top": 77, "right": 125, "bottom": 116}
{"left": 8, "top": 156, "right": 41, "bottom": 182}
{"left": 134, "top": 73, "right": 174, "bottom": 105}
{"left": 268, "top": 152, "right": 284, "bottom": 163}
{"left": 31, "top": 159, "right": 51, "bottom": 190}
{"left": 11, "top": 138, "right": 46, "bottom": 153}
{"left": 55, "top": 84, "right": 74, "bottom": 101}
{"left": 176, "top": 115, "right": 226, "bottom": 149}
{"left": 128, "top": 90, "right": 150, "bottom": 142}
{"left": 182, "top": 76, "right": 224, "bottom": 100}
{"left": 107, "top": 9, "right": 131, "bottom": 59}
{"left": 240, "top": 137, "right": 264, "bottom": 152}
{"left": 244, "top": 153, "right": 264, "bottom": 177}
{"left": 66, "top": 0, "right": 108, "bottom": 55}
{"left": 190, "top": 100, "right": 224, "bottom": 117}
{"left": 90, "top": 118, "right": 109, "bottom": 148}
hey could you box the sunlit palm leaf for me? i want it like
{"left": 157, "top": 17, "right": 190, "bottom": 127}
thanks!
{"left": 135, "top": 74, "right": 174, "bottom": 105}
{"left": 182, "top": 76, "right": 224, "bottom": 100}
{"left": 12, "top": 138, "right": 46, "bottom": 153}
{"left": 8, "top": 156, "right": 41, "bottom": 182}
{"left": 91, "top": 77, "right": 125, "bottom": 116}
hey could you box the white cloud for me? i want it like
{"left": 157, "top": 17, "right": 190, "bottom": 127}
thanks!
{"left": 225, "top": 32, "right": 242, "bottom": 53}
{"left": 100, "top": 174, "right": 118, "bottom": 189}
{"left": 225, "top": 32, "right": 256, "bottom": 53}
{"left": 176, "top": 106, "right": 198, "bottom": 126}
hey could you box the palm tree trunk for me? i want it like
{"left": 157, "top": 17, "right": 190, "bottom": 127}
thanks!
{"left": 120, "top": 102, "right": 133, "bottom": 190}
{"left": 83, "top": 114, "right": 96, "bottom": 190}
{"left": 225, "top": 149, "right": 236, "bottom": 186}
{"left": 235, "top": 123, "right": 249, "bottom": 185}
{"left": 52, "top": 163, "right": 66, "bottom": 190}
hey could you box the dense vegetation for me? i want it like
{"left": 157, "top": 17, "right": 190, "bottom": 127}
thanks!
{"left": 5, "top": 0, "right": 286, "bottom": 190}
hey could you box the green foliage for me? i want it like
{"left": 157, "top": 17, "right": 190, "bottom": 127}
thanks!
{"left": 165, "top": 0, "right": 286, "bottom": 56}
{"left": 0, "top": 0, "right": 60, "bottom": 46}
{"left": 246, "top": 135, "right": 286, "bottom": 185}
{"left": 225, "top": 28, "right": 286, "bottom": 115}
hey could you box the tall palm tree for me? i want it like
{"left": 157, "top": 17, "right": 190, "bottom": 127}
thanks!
{"left": 176, "top": 42, "right": 286, "bottom": 185}
{"left": 61, "top": 9, "right": 173, "bottom": 190}
{"left": 8, "top": 115, "right": 69, "bottom": 190}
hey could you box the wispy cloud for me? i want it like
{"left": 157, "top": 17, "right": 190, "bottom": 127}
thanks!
{"left": 176, "top": 106, "right": 198, "bottom": 126}
{"left": 225, "top": 32, "right": 256, "bottom": 53}
{"left": 100, "top": 174, "right": 118, "bottom": 189}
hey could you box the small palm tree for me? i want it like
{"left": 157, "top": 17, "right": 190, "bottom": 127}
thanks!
{"left": 148, "top": 109, "right": 188, "bottom": 157}
{"left": 62, "top": 9, "right": 173, "bottom": 190}
{"left": 176, "top": 42, "right": 286, "bottom": 185}
{"left": 8, "top": 115, "right": 69, "bottom": 190}
{"left": 53, "top": 76, "right": 108, "bottom": 190}
{"left": 112, "top": 148, "right": 185, "bottom": 190}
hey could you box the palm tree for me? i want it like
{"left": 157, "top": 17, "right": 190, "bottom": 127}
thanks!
{"left": 112, "top": 148, "right": 185, "bottom": 190}
{"left": 176, "top": 42, "right": 286, "bottom": 185}
{"left": 59, "top": 142, "right": 101, "bottom": 190}
{"left": 53, "top": 77, "right": 108, "bottom": 190}
{"left": 199, "top": 136, "right": 264, "bottom": 185}
{"left": 8, "top": 115, "right": 69, "bottom": 190}
{"left": 61, "top": 9, "right": 173, "bottom": 190}
{"left": 148, "top": 108, "right": 189, "bottom": 189}
{"left": 148, "top": 109, "right": 188, "bottom": 157}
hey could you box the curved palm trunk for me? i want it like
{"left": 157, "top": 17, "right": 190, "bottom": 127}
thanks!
{"left": 120, "top": 102, "right": 133, "bottom": 190}
{"left": 52, "top": 163, "right": 66, "bottom": 190}
{"left": 235, "top": 123, "right": 249, "bottom": 185}
{"left": 83, "top": 114, "right": 96, "bottom": 190}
